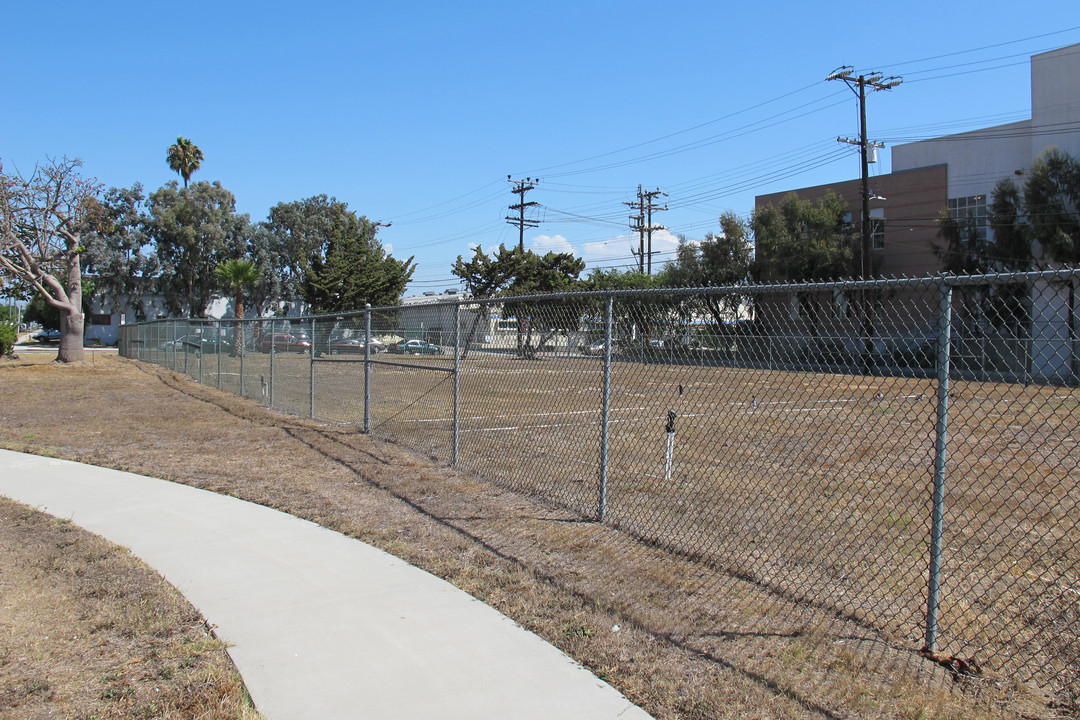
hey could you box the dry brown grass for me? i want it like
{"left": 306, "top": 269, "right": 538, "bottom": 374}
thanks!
{"left": 0, "top": 494, "right": 262, "bottom": 720}
{"left": 0, "top": 353, "right": 1067, "bottom": 719}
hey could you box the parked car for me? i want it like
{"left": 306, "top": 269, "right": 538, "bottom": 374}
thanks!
{"left": 328, "top": 337, "right": 385, "bottom": 355}
{"left": 259, "top": 333, "right": 312, "bottom": 353}
{"left": 579, "top": 338, "right": 617, "bottom": 356}
{"left": 33, "top": 329, "right": 62, "bottom": 343}
{"left": 165, "top": 334, "right": 222, "bottom": 354}
{"left": 387, "top": 339, "right": 441, "bottom": 355}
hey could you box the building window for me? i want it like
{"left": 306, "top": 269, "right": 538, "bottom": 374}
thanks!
{"left": 89, "top": 313, "right": 112, "bottom": 326}
{"left": 948, "top": 195, "right": 987, "bottom": 243}
{"left": 870, "top": 209, "right": 885, "bottom": 250}
{"left": 847, "top": 210, "right": 885, "bottom": 249}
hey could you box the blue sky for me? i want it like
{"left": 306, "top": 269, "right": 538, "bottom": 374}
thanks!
{"left": 4, "top": 2, "right": 1079, "bottom": 295}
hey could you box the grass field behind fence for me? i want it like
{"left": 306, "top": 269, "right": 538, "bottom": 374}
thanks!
{"left": 140, "top": 325, "right": 1079, "bottom": 702}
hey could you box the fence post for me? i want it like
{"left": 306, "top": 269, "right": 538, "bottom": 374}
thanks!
{"left": 599, "top": 294, "right": 613, "bottom": 522}
{"left": 925, "top": 278, "right": 953, "bottom": 652}
{"left": 197, "top": 321, "right": 203, "bottom": 384}
{"left": 364, "top": 304, "right": 372, "bottom": 434}
{"left": 216, "top": 321, "right": 222, "bottom": 390}
{"left": 309, "top": 316, "right": 316, "bottom": 419}
{"left": 240, "top": 318, "right": 246, "bottom": 397}
{"left": 452, "top": 303, "right": 461, "bottom": 467}
{"left": 269, "top": 319, "right": 275, "bottom": 408}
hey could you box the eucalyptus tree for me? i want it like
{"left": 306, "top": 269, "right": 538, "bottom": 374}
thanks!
{"left": 147, "top": 180, "right": 250, "bottom": 317}
{"left": 82, "top": 183, "right": 159, "bottom": 321}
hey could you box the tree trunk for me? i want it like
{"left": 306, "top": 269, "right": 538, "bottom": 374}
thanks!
{"left": 461, "top": 312, "right": 483, "bottom": 360}
{"left": 233, "top": 293, "right": 245, "bottom": 357}
{"left": 57, "top": 308, "right": 85, "bottom": 363}
{"left": 55, "top": 259, "right": 85, "bottom": 363}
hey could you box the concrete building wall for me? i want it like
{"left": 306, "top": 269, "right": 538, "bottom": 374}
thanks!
{"left": 892, "top": 42, "right": 1080, "bottom": 204}
{"left": 891, "top": 121, "right": 1031, "bottom": 200}
{"left": 1030, "top": 44, "right": 1080, "bottom": 159}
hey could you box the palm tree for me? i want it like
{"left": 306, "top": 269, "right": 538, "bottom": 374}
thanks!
{"left": 215, "top": 259, "right": 260, "bottom": 356}
{"left": 166, "top": 136, "right": 204, "bottom": 188}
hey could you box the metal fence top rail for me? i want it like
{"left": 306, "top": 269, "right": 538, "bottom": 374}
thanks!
{"left": 125, "top": 268, "right": 1079, "bottom": 325}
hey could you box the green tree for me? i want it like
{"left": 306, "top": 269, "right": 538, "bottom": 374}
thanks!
{"left": 987, "top": 178, "right": 1033, "bottom": 271}
{"left": 264, "top": 195, "right": 354, "bottom": 305}
{"left": 215, "top": 259, "right": 260, "bottom": 355}
{"left": 166, "top": 136, "right": 203, "bottom": 188}
{"left": 452, "top": 244, "right": 520, "bottom": 299}
{"left": 658, "top": 212, "right": 753, "bottom": 330}
{"left": 147, "top": 181, "right": 250, "bottom": 317}
{"left": 935, "top": 179, "right": 1033, "bottom": 331}
{"left": 0, "top": 157, "right": 103, "bottom": 363}
{"left": 584, "top": 267, "right": 678, "bottom": 349}
{"left": 1024, "top": 148, "right": 1080, "bottom": 379}
{"left": 751, "top": 192, "right": 860, "bottom": 342}
{"left": 452, "top": 244, "right": 586, "bottom": 358}
{"left": 243, "top": 222, "right": 286, "bottom": 316}
{"left": 751, "top": 192, "right": 856, "bottom": 282}
{"left": 933, "top": 211, "right": 988, "bottom": 275}
{"left": 83, "top": 183, "right": 159, "bottom": 321}
{"left": 452, "top": 244, "right": 519, "bottom": 357}
{"left": 300, "top": 199, "right": 414, "bottom": 312}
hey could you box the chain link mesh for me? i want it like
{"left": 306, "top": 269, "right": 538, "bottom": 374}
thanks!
{"left": 120, "top": 271, "right": 1080, "bottom": 705}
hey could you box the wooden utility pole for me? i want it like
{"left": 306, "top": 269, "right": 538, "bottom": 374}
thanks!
{"left": 827, "top": 67, "right": 901, "bottom": 280}
{"left": 506, "top": 176, "right": 539, "bottom": 250}
{"left": 643, "top": 187, "right": 668, "bottom": 276}
{"left": 625, "top": 185, "right": 645, "bottom": 272}
{"left": 828, "top": 67, "right": 901, "bottom": 373}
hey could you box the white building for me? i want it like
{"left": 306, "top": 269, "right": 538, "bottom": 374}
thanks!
{"left": 891, "top": 43, "right": 1080, "bottom": 383}
{"left": 892, "top": 43, "right": 1080, "bottom": 221}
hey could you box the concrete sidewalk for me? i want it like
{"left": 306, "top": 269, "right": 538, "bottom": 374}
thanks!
{"left": 0, "top": 449, "right": 653, "bottom": 720}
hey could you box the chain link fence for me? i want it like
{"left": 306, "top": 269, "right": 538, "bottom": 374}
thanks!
{"left": 120, "top": 270, "right": 1080, "bottom": 707}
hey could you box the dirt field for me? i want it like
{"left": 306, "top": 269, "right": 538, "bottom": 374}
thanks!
{"left": 0, "top": 352, "right": 1070, "bottom": 719}
{"left": 158, "top": 345, "right": 1079, "bottom": 702}
{"left": 0, "top": 495, "right": 261, "bottom": 719}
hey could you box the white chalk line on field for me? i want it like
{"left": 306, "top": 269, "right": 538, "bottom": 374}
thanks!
{"left": 385, "top": 392, "right": 925, "bottom": 432}
{"left": 402, "top": 405, "right": 648, "bottom": 425}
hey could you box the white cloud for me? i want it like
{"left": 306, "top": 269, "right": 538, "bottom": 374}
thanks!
{"left": 528, "top": 234, "right": 576, "bottom": 256}
{"left": 579, "top": 229, "right": 686, "bottom": 269}
{"left": 382, "top": 243, "right": 393, "bottom": 255}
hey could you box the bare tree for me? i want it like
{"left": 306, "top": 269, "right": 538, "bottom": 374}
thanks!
{"left": 0, "top": 158, "right": 103, "bottom": 362}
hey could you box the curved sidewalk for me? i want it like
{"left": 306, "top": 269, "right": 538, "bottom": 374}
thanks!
{"left": 0, "top": 450, "right": 653, "bottom": 720}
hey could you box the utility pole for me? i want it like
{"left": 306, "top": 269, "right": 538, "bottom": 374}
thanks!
{"left": 828, "top": 67, "right": 901, "bottom": 374}
{"left": 643, "top": 187, "right": 668, "bottom": 276}
{"left": 506, "top": 176, "right": 539, "bottom": 251}
{"left": 826, "top": 67, "right": 901, "bottom": 281}
{"left": 625, "top": 185, "right": 645, "bottom": 272}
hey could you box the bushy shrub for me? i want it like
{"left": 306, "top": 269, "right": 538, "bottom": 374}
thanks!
{"left": 0, "top": 323, "right": 17, "bottom": 357}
